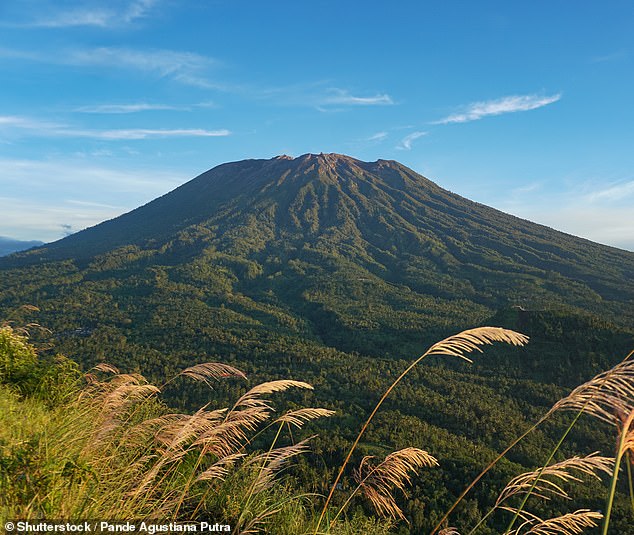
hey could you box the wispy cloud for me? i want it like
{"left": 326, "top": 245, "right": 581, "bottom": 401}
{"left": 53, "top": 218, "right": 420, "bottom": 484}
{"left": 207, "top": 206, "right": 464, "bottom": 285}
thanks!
{"left": 434, "top": 93, "right": 561, "bottom": 124}
{"left": 0, "top": 115, "right": 230, "bottom": 140}
{"left": 74, "top": 103, "right": 185, "bottom": 113}
{"left": 0, "top": 115, "right": 64, "bottom": 130}
{"left": 585, "top": 179, "right": 634, "bottom": 202}
{"left": 84, "top": 128, "right": 230, "bottom": 140}
{"left": 11, "top": 0, "right": 159, "bottom": 28}
{"left": 397, "top": 131, "right": 427, "bottom": 150}
{"left": 344, "top": 131, "right": 389, "bottom": 151}
{"left": 32, "top": 9, "right": 117, "bottom": 28}
{"left": 246, "top": 81, "right": 395, "bottom": 110}
{"left": 0, "top": 45, "right": 221, "bottom": 89}
{"left": 68, "top": 46, "right": 219, "bottom": 87}
{"left": 66, "top": 199, "right": 122, "bottom": 209}
{"left": 590, "top": 50, "right": 628, "bottom": 63}
{"left": 322, "top": 88, "right": 394, "bottom": 106}
{"left": 122, "top": 0, "right": 158, "bottom": 23}
{"left": 368, "top": 132, "right": 388, "bottom": 141}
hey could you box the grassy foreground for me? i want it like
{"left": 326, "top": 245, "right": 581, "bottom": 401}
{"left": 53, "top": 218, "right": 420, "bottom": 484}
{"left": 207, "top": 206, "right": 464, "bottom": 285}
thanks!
{"left": 1, "top": 324, "right": 633, "bottom": 534}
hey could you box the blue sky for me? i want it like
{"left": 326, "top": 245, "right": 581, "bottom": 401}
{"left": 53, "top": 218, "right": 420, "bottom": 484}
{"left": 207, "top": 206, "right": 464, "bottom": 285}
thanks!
{"left": 1, "top": 1, "right": 633, "bottom": 251}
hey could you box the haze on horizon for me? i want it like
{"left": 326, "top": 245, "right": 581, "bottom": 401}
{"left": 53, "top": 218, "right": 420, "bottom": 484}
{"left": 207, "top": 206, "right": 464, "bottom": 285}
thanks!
{"left": 1, "top": 1, "right": 633, "bottom": 251}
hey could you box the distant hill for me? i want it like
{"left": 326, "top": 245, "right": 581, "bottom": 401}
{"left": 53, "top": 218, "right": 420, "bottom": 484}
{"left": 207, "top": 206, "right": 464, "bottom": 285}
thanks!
{"left": 0, "top": 236, "right": 44, "bottom": 257}
{"left": 1, "top": 153, "right": 632, "bottom": 531}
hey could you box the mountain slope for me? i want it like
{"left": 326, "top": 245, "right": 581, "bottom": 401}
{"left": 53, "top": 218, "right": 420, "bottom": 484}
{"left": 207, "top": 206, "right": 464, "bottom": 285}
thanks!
{"left": 5, "top": 153, "right": 633, "bottom": 326}
{"left": 1, "top": 153, "right": 633, "bottom": 532}
{"left": 1, "top": 152, "right": 632, "bottom": 382}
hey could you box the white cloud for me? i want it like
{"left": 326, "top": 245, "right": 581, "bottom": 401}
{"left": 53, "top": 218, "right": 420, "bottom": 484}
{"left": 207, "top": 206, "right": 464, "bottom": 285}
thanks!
{"left": 1, "top": 45, "right": 221, "bottom": 88}
{"left": 280, "top": 84, "right": 394, "bottom": 110}
{"left": 368, "top": 132, "right": 388, "bottom": 141}
{"left": 170, "top": 73, "right": 222, "bottom": 89}
{"left": 434, "top": 93, "right": 561, "bottom": 124}
{"left": 122, "top": 0, "right": 158, "bottom": 23}
{"left": 0, "top": 115, "right": 64, "bottom": 130}
{"left": 322, "top": 88, "right": 394, "bottom": 106}
{"left": 584, "top": 180, "right": 634, "bottom": 202}
{"left": 66, "top": 199, "right": 122, "bottom": 209}
{"left": 397, "top": 131, "right": 427, "bottom": 150}
{"left": 80, "top": 128, "right": 230, "bottom": 140}
{"left": 68, "top": 47, "right": 217, "bottom": 84}
{"left": 0, "top": 115, "right": 230, "bottom": 140}
{"left": 33, "top": 9, "right": 115, "bottom": 28}
{"left": 14, "top": 0, "right": 159, "bottom": 28}
{"left": 74, "top": 103, "right": 184, "bottom": 113}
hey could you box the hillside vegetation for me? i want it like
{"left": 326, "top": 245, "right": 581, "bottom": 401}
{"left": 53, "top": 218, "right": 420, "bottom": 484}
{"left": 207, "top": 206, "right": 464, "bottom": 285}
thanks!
{"left": 0, "top": 324, "right": 395, "bottom": 534}
{"left": 1, "top": 324, "right": 633, "bottom": 534}
{"left": 1, "top": 154, "right": 633, "bottom": 532}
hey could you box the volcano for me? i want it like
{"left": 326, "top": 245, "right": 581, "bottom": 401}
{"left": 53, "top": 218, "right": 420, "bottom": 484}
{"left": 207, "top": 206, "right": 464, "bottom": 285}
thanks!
{"left": 1, "top": 153, "right": 633, "bottom": 371}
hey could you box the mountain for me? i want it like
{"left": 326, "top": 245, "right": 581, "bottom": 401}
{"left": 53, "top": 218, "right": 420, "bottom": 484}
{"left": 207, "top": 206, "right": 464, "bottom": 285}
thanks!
{"left": 5, "top": 152, "right": 634, "bottom": 318}
{"left": 1, "top": 153, "right": 633, "bottom": 531}
{"left": 0, "top": 236, "right": 44, "bottom": 257}
{"left": 2, "top": 153, "right": 633, "bottom": 361}
{"left": 2, "top": 152, "right": 633, "bottom": 364}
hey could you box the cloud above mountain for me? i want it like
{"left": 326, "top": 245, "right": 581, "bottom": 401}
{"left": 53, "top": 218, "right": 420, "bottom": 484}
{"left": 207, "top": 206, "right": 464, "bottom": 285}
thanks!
{"left": 434, "top": 93, "right": 561, "bottom": 124}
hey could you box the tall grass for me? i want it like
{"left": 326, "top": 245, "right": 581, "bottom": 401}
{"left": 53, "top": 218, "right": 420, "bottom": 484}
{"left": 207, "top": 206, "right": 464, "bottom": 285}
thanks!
{"left": 315, "top": 328, "right": 634, "bottom": 534}
{"left": 2, "top": 323, "right": 633, "bottom": 534}
{"left": 0, "top": 325, "right": 338, "bottom": 533}
{"left": 316, "top": 327, "right": 529, "bottom": 533}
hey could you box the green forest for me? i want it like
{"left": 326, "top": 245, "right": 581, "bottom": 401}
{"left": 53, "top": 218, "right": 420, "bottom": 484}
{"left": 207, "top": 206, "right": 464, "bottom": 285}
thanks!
{"left": 1, "top": 154, "right": 634, "bottom": 533}
{"left": 1, "top": 322, "right": 633, "bottom": 534}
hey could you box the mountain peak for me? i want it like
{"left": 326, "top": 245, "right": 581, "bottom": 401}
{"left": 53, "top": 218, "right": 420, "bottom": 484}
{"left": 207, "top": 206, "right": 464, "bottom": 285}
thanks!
{"left": 269, "top": 153, "right": 402, "bottom": 181}
{"left": 274, "top": 152, "right": 352, "bottom": 161}
{"left": 272, "top": 152, "right": 391, "bottom": 168}
{"left": 5, "top": 153, "right": 634, "bottom": 298}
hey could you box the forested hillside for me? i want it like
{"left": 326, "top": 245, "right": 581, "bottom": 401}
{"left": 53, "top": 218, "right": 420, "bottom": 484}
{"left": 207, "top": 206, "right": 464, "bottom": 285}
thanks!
{"left": 1, "top": 154, "right": 633, "bottom": 532}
